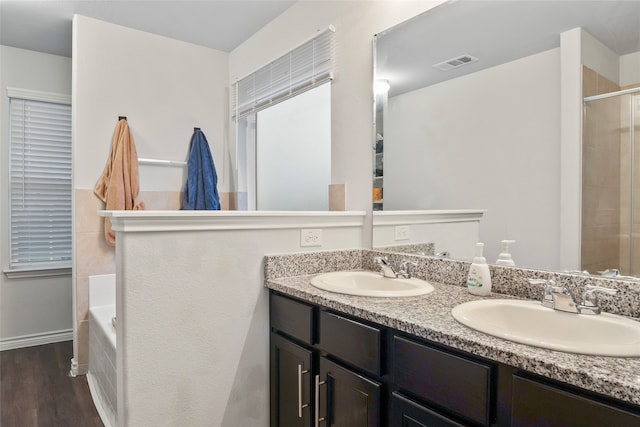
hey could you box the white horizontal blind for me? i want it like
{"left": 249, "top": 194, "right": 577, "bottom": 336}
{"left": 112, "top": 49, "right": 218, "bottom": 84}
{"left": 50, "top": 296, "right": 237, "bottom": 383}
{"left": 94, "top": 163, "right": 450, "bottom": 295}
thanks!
{"left": 9, "top": 97, "right": 72, "bottom": 270}
{"left": 234, "top": 26, "right": 335, "bottom": 119}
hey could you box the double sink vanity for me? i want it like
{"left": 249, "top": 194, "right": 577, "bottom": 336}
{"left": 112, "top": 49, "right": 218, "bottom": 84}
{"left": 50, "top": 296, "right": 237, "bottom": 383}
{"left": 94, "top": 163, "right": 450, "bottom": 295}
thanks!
{"left": 265, "top": 250, "right": 640, "bottom": 426}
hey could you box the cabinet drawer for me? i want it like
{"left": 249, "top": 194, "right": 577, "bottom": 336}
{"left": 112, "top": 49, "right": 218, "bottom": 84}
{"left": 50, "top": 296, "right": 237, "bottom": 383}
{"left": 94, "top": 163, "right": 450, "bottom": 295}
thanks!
{"left": 512, "top": 374, "right": 640, "bottom": 426}
{"left": 391, "top": 392, "right": 466, "bottom": 427}
{"left": 392, "top": 335, "right": 493, "bottom": 426}
{"left": 319, "top": 311, "right": 382, "bottom": 376}
{"left": 270, "top": 293, "right": 315, "bottom": 345}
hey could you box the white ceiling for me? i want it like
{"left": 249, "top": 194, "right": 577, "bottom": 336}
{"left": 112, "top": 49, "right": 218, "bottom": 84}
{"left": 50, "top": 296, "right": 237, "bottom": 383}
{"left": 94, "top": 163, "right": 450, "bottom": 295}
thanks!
{"left": 0, "top": 0, "right": 297, "bottom": 57}
{"left": 376, "top": 0, "right": 640, "bottom": 97}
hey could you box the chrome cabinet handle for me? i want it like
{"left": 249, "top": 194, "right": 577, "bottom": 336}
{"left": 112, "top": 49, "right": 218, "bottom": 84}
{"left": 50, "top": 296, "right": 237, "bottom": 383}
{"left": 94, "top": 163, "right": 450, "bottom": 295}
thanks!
{"left": 314, "top": 374, "right": 326, "bottom": 427}
{"left": 297, "top": 364, "right": 309, "bottom": 418}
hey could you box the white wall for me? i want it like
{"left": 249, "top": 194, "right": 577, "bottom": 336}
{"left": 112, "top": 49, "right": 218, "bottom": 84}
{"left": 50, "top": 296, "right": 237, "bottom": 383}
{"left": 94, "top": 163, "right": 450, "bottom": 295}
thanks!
{"left": 384, "top": 49, "right": 561, "bottom": 269}
{"left": 109, "top": 212, "right": 364, "bottom": 427}
{"left": 581, "top": 30, "right": 620, "bottom": 85}
{"left": 620, "top": 51, "right": 640, "bottom": 87}
{"left": 372, "top": 210, "right": 484, "bottom": 260}
{"left": 230, "top": 0, "right": 446, "bottom": 242}
{"left": 0, "top": 45, "right": 73, "bottom": 348}
{"left": 73, "top": 14, "right": 229, "bottom": 193}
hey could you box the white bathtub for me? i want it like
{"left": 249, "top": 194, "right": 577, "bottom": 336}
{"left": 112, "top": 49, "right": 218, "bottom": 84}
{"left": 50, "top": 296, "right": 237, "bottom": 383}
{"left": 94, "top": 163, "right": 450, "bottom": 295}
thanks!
{"left": 87, "top": 274, "right": 117, "bottom": 427}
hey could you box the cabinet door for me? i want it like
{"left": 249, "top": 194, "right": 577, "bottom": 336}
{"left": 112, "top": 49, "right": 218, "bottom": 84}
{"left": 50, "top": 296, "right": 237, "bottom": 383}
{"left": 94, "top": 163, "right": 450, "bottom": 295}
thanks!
{"left": 318, "top": 357, "right": 381, "bottom": 427}
{"left": 390, "top": 393, "right": 466, "bottom": 427}
{"left": 511, "top": 375, "right": 640, "bottom": 427}
{"left": 270, "top": 332, "right": 314, "bottom": 427}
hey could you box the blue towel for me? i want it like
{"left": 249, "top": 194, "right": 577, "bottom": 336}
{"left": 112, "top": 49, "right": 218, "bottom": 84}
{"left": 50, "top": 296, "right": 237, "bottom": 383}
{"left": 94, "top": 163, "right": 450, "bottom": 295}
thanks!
{"left": 181, "top": 130, "right": 220, "bottom": 210}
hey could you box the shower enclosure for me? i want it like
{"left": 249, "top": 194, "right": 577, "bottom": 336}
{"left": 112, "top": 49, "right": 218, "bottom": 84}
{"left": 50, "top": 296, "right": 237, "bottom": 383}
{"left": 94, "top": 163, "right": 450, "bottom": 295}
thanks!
{"left": 582, "top": 89, "right": 640, "bottom": 276}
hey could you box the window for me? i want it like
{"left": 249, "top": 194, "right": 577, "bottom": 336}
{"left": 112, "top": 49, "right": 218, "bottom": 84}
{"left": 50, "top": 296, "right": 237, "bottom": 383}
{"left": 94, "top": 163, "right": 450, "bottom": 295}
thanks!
{"left": 255, "top": 83, "right": 331, "bottom": 210}
{"left": 233, "top": 26, "right": 335, "bottom": 118}
{"left": 234, "top": 26, "right": 335, "bottom": 209}
{"left": 8, "top": 89, "right": 72, "bottom": 275}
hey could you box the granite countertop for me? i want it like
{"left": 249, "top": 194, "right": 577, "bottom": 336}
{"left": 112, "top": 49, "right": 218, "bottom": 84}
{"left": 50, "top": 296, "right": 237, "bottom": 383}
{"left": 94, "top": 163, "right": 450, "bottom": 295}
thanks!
{"left": 266, "top": 272, "right": 640, "bottom": 407}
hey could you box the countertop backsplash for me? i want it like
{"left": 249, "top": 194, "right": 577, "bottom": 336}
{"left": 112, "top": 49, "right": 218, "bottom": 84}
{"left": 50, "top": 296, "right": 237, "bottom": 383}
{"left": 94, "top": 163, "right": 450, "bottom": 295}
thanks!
{"left": 265, "top": 249, "right": 640, "bottom": 319}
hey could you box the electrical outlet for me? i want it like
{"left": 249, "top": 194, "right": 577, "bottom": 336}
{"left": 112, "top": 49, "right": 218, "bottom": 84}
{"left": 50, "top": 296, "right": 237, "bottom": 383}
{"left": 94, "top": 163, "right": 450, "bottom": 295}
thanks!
{"left": 395, "top": 225, "right": 410, "bottom": 241}
{"left": 301, "top": 229, "right": 323, "bottom": 247}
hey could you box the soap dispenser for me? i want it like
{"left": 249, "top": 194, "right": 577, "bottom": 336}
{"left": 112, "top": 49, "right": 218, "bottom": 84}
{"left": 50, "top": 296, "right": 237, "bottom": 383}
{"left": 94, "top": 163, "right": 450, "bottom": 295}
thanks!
{"left": 467, "top": 242, "right": 492, "bottom": 296}
{"left": 496, "top": 240, "right": 516, "bottom": 266}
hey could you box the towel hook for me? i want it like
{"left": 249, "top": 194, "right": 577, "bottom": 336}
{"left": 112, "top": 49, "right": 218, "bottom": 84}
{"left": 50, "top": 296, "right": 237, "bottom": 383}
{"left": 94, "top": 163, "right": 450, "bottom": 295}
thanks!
{"left": 118, "top": 116, "right": 127, "bottom": 121}
{"left": 194, "top": 127, "right": 201, "bottom": 132}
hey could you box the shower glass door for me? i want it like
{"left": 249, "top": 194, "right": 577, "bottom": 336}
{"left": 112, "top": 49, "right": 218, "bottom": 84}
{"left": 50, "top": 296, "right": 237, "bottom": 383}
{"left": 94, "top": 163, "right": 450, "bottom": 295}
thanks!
{"left": 582, "top": 91, "right": 640, "bottom": 276}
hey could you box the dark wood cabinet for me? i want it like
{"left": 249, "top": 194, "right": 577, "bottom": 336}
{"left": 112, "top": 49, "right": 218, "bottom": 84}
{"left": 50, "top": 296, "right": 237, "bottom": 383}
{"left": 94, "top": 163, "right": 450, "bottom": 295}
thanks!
{"left": 270, "top": 332, "right": 314, "bottom": 427}
{"left": 270, "top": 292, "right": 315, "bottom": 345}
{"left": 269, "top": 291, "right": 640, "bottom": 427}
{"left": 318, "top": 357, "right": 382, "bottom": 427}
{"left": 270, "top": 293, "right": 383, "bottom": 427}
{"left": 392, "top": 335, "right": 493, "bottom": 426}
{"left": 319, "top": 310, "right": 382, "bottom": 376}
{"left": 511, "top": 374, "right": 640, "bottom": 427}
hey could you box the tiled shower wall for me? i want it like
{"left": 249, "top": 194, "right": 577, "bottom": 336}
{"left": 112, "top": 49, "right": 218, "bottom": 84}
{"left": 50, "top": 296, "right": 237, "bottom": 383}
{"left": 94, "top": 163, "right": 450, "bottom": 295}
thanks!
{"left": 74, "top": 189, "right": 236, "bottom": 369}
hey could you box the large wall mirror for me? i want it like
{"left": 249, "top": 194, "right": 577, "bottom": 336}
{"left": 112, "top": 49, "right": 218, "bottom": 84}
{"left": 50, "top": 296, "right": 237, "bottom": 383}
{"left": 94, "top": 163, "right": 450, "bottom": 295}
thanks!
{"left": 373, "top": 0, "right": 640, "bottom": 276}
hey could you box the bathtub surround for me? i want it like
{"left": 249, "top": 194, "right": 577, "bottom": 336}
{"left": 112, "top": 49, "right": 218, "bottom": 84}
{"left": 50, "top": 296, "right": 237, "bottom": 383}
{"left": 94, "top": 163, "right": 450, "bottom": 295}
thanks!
{"left": 88, "top": 306, "right": 116, "bottom": 427}
{"left": 87, "top": 273, "right": 116, "bottom": 427}
{"left": 264, "top": 249, "right": 640, "bottom": 406}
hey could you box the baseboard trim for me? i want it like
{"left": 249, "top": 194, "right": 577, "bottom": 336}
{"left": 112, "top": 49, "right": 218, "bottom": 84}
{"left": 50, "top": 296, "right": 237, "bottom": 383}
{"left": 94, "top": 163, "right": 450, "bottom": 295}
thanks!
{"left": 70, "top": 357, "right": 88, "bottom": 377}
{"left": 0, "top": 329, "right": 73, "bottom": 351}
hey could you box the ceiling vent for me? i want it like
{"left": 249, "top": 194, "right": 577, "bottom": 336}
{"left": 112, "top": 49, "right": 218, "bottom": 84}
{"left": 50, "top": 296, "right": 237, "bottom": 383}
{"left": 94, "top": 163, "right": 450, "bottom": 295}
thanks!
{"left": 432, "top": 54, "right": 478, "bottom": 71}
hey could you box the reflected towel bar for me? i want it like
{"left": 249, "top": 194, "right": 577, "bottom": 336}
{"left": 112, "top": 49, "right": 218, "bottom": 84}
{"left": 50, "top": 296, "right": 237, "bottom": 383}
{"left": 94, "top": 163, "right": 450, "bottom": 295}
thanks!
{"left": 138, "top": 158, "right": 187, "bottom": 167}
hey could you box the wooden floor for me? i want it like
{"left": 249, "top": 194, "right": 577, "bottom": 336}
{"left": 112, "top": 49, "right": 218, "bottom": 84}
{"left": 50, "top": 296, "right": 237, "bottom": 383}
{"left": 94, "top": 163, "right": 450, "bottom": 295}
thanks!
{"left": 1, "top": 341, "right": 104, "bottom": 427}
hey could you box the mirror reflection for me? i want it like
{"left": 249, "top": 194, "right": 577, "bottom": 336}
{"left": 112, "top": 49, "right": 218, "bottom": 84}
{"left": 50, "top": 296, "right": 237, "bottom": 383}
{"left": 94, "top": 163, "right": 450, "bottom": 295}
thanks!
{"left": 373, "top": 0, "right": 640, "bottom": 276}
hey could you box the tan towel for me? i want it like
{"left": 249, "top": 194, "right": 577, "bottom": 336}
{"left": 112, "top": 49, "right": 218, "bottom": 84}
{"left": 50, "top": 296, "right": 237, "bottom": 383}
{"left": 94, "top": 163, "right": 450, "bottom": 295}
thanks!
{"left": 94, "top": 119, "right": 144, "bottom": 246}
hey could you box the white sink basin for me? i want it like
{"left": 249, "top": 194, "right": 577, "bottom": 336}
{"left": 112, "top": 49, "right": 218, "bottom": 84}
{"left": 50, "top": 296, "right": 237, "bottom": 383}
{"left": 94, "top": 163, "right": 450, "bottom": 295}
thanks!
{"left": 451, "top": 299, "right": 640, "bottom": 357}
{"left": 310, "top": 271, "right": 434, "bottom": 297}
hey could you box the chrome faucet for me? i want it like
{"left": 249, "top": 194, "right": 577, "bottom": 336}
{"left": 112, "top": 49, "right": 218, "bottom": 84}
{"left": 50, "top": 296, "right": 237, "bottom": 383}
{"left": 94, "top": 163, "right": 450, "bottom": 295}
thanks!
{"left": 599, "top": 268, "right": 621, "bottom": 278}
{"left": 597, "top": 268, "right": 639, "bottom": 281}
{"left": 579, "top": 285, "right": 618, "bottom": 315}
{"left": 532, "top": 279, "right": 579, "bottom": 312}
{"left": 374, "top": 257, "right": 398, "bottom": 278}
{"left": 373, "top": 257, "right": 418, "bottom": 279}
{"left": 530, "top": 279, "right": 617, "bottom": 315}
{"left": 398, "top": 260, "right": 418, "bottom": 279}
